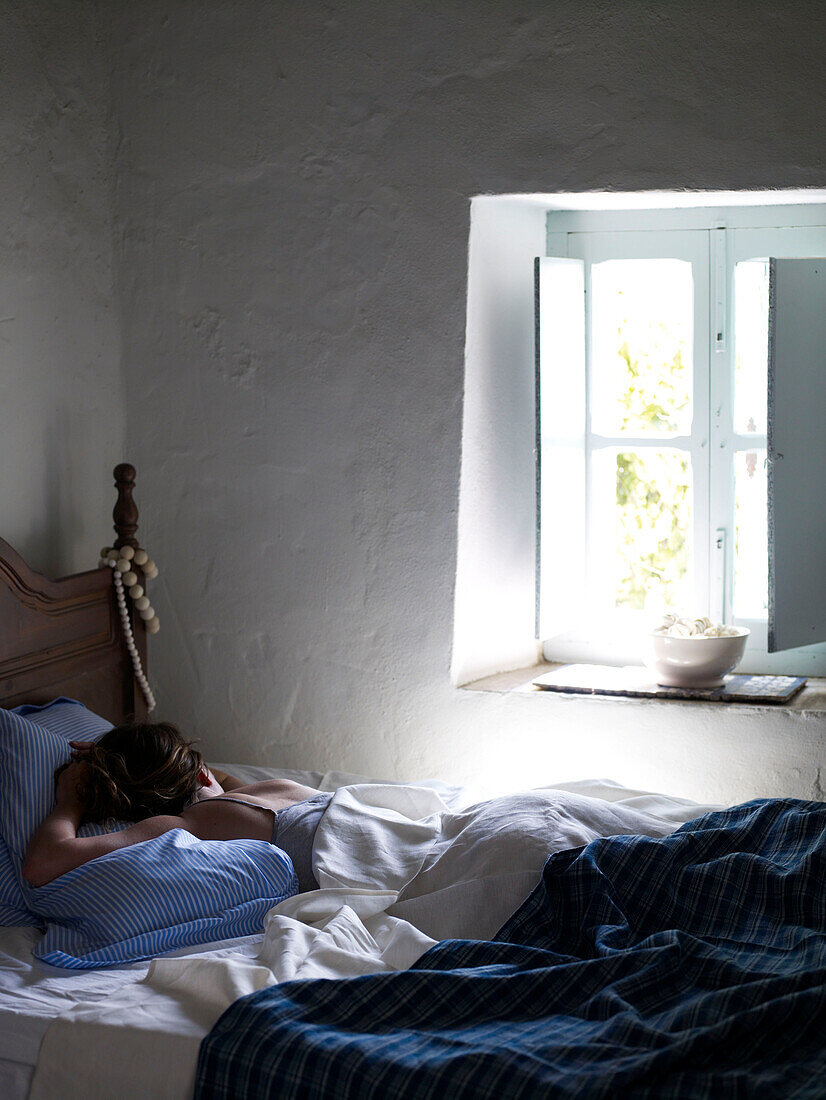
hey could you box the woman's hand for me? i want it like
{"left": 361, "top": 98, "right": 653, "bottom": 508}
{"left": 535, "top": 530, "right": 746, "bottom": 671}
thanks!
{"left": 68, "top": 740, "right": 95, "bottom": 757}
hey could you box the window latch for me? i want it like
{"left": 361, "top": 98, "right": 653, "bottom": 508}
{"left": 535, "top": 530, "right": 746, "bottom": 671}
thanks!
{"left": 711, "top": 527, "right": 726, "bottom": 623}
{"left": 713, "top": 226, "right": 727, "bottom": 352}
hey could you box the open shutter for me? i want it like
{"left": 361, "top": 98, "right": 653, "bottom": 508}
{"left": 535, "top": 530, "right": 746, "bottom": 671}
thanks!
{"left": 534, "top": 256, "right": 586, "bottom": 640}
{"left": 767, "top": 258, "right": 826, "bottom": 651}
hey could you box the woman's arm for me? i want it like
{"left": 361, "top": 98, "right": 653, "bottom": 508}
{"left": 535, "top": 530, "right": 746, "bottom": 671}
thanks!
{"left": 23, "top": 763, "right": 186, "bottom": 888}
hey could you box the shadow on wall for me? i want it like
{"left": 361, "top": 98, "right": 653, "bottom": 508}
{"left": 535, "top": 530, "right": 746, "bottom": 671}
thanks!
{"left": 20, "top": 407, "right": 84, "bottom": 578}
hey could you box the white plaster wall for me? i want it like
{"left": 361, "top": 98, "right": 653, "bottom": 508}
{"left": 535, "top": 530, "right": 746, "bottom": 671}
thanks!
{"left": 452, "top": 197, "right": 545, "bottom": 686}
{"left": 101, "top": 1, "right": 826, "bottom": 803}
{"left": 0, "top": 2, "right": 124, "bottom": 576}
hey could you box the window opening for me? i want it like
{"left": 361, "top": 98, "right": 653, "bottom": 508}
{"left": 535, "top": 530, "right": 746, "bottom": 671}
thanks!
{"left": 537, "top": 205, "right": 826, "bottom": 675}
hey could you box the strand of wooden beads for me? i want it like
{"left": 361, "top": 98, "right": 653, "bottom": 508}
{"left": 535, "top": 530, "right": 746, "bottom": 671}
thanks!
{"left": 104, "top": 559, "right": 156, "bottom": 712}
{"left": 99, "top": 545, "right": 160, "bottom": 635}
{"left": 99, "top": 543, "right": 159, "bottom": 712}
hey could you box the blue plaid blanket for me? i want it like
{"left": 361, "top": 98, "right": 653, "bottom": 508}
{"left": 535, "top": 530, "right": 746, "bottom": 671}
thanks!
{"left": 195, "top": 799, "right": 826, "bottom": 1098}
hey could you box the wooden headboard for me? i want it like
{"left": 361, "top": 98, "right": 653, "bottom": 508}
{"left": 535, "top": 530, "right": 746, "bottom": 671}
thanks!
{"left": 0, "top": 465, "right": 149, "bottom": 724}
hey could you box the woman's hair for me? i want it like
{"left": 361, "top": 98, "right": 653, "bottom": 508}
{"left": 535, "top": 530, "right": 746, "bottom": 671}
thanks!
{"left": 77, "top": 721, "right": 205, "bottom": 822}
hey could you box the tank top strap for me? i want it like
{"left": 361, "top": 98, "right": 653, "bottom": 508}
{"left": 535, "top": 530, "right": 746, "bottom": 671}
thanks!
{"left": 207, "top": 794, "right": 264, "bottom": 809}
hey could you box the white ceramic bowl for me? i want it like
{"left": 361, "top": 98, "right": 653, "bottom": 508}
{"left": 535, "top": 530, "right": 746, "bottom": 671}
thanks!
{"left": 646, "top": 628, "right": 750, "bottom": 689}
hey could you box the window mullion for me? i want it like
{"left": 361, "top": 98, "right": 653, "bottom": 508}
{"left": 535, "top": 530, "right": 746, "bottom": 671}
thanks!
{"left": 581, "top": 240, "right": 596, "bottom": 616}
{"left": 708, "top": 230, "right": 734, "bottom": 624}
{"left": 685, "top": 232, "right": 712, "bottom": 621}
{"left": 590, "top": 436, "right": 693, "bottom": 448}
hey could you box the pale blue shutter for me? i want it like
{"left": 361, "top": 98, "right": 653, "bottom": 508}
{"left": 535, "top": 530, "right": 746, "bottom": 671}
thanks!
{"left": 767, "top": 258, "right": 826, "bottom": 651}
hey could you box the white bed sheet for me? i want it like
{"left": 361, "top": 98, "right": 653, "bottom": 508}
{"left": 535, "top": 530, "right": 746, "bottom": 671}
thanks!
{"left": 3, "top": 772, "right": 720, "bottom": 1100}
{"left": 0, "top": 926, "right": 147, "bottom": 1066}
{"left": 0, "top": 925, "right": 264, "bottom": 1100}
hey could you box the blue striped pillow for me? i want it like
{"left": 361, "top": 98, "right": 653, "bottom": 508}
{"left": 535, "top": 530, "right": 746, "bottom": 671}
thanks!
{"left": 32, "top": 828, "right": 298, "bottom": 968}
{"left": 0, "top": 708, "right": 72, "bottom": 924}
{"left": 0, "top": 701, "right": 121, "bottom": 926}
{"left": 12, "top": 700, "right": 132, "bottom": 839}
{"left": 10, "top": 697, "right": 113, "bottom": 740}
{"left": 0, "top": 703, "right": 128, "bottom": 924}
{"left": 0, "top": 839, "right": 30, "bottom": 926}
{"left": 0, "top": 703, "right": 117, "bottom": 860}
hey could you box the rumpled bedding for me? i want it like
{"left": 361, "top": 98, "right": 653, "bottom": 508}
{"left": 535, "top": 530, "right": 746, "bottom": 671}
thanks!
{"left": 196, "top": 798, "right": 826, "bottom": 1100}
{"left": 28, "top": 780, "right": 713, "bottom": 1100}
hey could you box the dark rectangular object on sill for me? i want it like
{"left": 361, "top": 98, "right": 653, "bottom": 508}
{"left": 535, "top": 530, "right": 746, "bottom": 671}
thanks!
{"left": 533, "top": 665, "right": 807, "bottom": 704}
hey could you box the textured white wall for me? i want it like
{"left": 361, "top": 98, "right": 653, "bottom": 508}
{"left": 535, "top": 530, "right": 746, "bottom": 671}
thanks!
{"left": 0, "top": 2, "right": 124, "bottom": 576}
{"left": 453, "top": 197, "right": 546, "bottom": 687}
{"left": 94, "top": 1, "right": 826, "bottom": 803}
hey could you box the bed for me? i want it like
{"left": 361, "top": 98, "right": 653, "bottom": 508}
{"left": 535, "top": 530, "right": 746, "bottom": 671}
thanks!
{"left": 2, "top": 468, "right": 825, "bottom": 1099}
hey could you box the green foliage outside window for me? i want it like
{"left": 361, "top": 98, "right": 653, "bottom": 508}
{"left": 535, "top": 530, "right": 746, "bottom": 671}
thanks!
{"left": 616, "top": 450, "right": 690, "bottom": 610}
{"left": 613, "top": 327, "right": 691, "bottom": 611}
{"left": 616, "top": 341, "right": 688, "bottom": 434}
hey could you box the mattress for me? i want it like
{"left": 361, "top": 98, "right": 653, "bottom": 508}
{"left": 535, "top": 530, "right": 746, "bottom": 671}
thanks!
{"left": 0, "top": 926, "right": 147, "bottom": 1064}
{"left": 0, "top": 925, "right": 263, "bottom": 1100}
{"left": 0, "top": 1057, "right": 34, "bottom": 1100}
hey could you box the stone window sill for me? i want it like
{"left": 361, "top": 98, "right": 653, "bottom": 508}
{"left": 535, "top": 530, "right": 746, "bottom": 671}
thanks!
{"left": 463, "top": 663, "right": 826, "bottom": 715}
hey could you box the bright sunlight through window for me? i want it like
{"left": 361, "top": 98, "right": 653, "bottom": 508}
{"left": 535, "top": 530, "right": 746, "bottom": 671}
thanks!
{"left": 537, "top": 203, "right": 826, "bottom": 673}
{"left": 590, "top": 259, "right": 694, "bottom": 616}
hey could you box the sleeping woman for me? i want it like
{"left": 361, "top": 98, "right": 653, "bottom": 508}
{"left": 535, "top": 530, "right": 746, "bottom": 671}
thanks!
{"left": 23, "top": 722, "right": 331, "bottom": 891}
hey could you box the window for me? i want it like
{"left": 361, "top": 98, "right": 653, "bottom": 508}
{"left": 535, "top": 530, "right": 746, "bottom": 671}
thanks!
{"left": 536, "top": 204, "right": 826, "bottom": 675}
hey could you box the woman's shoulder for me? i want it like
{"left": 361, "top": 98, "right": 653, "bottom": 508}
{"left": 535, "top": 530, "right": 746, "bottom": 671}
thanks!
{"left": 217, "top": 778, "right": 323, "bottom": 806}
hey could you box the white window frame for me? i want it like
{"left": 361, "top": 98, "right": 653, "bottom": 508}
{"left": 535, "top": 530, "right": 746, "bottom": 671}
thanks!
{"left": 539, "top": 203, "right": 826, "bottom": 676}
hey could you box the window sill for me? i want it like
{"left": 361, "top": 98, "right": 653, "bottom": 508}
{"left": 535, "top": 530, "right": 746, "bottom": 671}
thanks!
{"left": 463, "top": 663, "right": 826, "bottom": 715}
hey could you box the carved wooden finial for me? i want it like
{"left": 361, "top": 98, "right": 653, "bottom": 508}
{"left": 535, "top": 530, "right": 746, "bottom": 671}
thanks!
{"left": 113, "top": 463, "right": 139, "bottom": 550}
